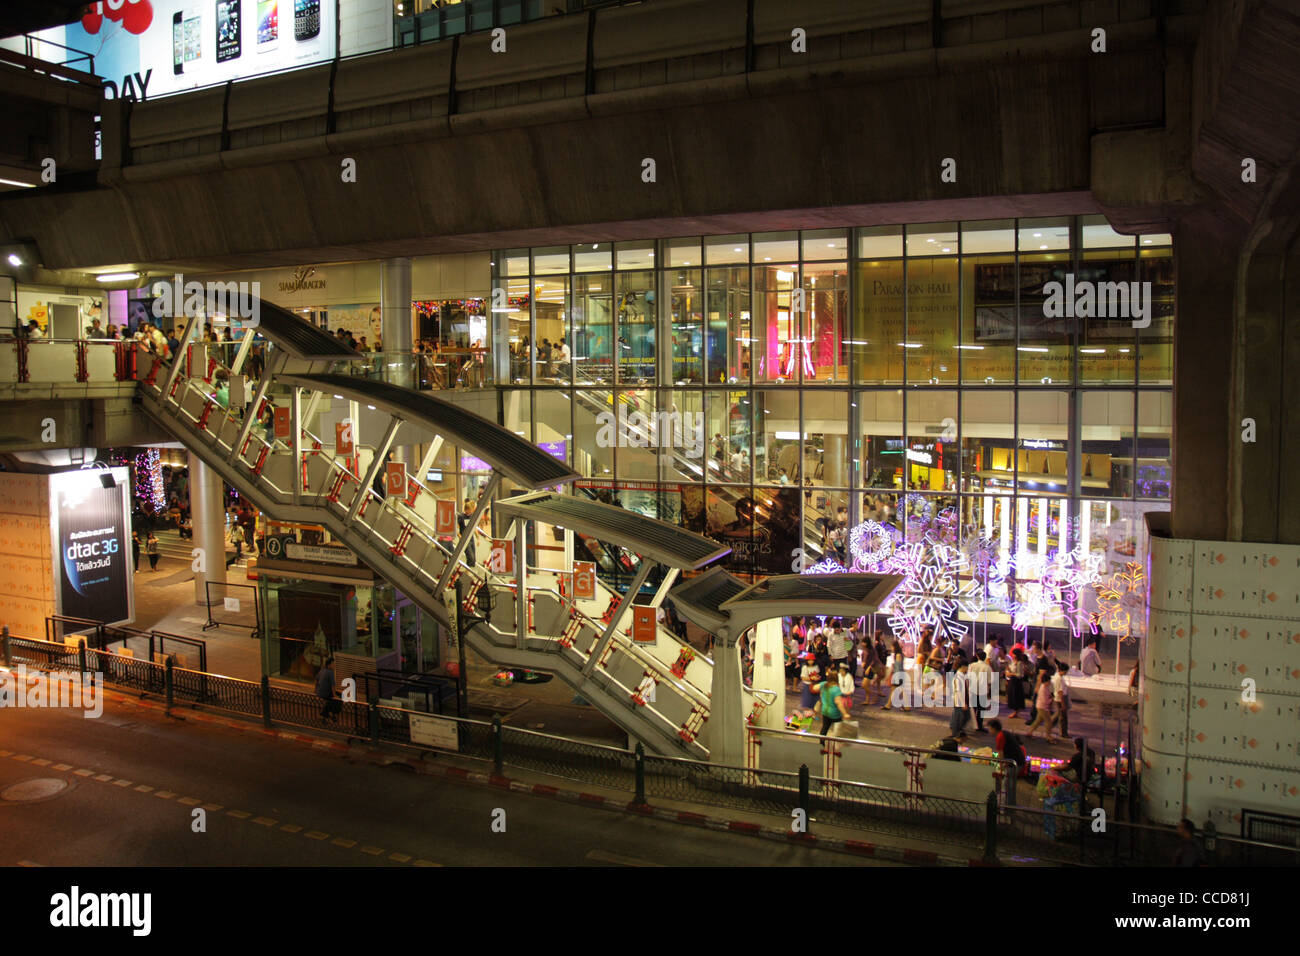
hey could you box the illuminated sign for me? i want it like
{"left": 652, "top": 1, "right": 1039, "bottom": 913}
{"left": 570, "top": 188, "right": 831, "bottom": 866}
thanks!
{"left": 49, "top": 468, "right": 133, "bottom": 626}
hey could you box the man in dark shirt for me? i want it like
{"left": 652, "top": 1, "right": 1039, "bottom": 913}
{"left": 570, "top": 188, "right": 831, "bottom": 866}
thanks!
{"left": 932, "top": 731, "right": 966, "bottom": 761}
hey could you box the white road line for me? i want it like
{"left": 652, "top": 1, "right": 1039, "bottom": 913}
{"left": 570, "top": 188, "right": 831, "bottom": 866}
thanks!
{"left": 585, "top": 848, "right": 664, "bottom": 867}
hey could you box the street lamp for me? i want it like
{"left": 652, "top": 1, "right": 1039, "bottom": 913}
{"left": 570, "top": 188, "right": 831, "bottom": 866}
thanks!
{"left": 454, "top": 575, "right": 493, "bottom": 717}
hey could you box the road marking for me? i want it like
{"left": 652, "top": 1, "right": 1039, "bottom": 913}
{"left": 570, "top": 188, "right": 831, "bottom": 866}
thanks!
{"left": 0, "top": 751, "right": 12, "bottom": 758}
{"left": 133, "top": 785, "right": 154, "bottom": 792}
{"left": 17, "top": 860, "right": 43, "bottom": 867}
{"left": 251, "top": 817, "right": 277, "bottom": 827}
{"left": 388, "top": 852, "right": 412, "bottom": 863}
{"left": 177, "top": 797, "right": 201, "bottom": 806}
{"left": 585, "top": 849, "right": 664, "bottom": 867}
{"left": 74, "top": 768, "right": 93, "bottom": 776}
{"left": 280, "top": 824, "right": 303, "bottom": 833}
{"left": 53, "top": 764, "right": 73, "bottom": 771}
{"left": 93, "top": 773, "right": 113, "bottom": 782}
{"left": 112, "top": 779, "right": 132, "bottom": 787}
{"left": 13, "top": 755, "right": 32, "bottom": 762}
{"left": 226, "top": 809, "right": 252, "bottom": 819}
{"left": 31, "top": 759, "right": 51, "bottom": 767}
{"left": 331, "top": 837, "right": 357, "bottom": 849}
{"left": 304, "top": 830, "right": 330, "bottom": 841}
{"left": 154, "top": 791, "right": 178, "bottom": 799}
{"left": 413, "top": 859, "right": 442, "bottom": 867}
{"left": 201, "top": 803, "right": 223, "bottom": 812}
{"left": 359, "top": 845, "right": 385, "bottom": 856}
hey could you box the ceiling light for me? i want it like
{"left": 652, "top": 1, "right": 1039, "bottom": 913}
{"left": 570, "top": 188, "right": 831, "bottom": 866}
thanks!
{"left": 1039, "top": 244, "right": 1048, "bottom": 250}
{"left": 1033, "top": 232, "right": 1042, "bottom": 238}
{"left": 96, "top": 271, "right": 140, "bottom": 282}
{"left": 764, "top": 257, "right": 771, "bottom": 261}
{"left": 926, "top": 238, "right": 936, "bottom": 244}
{"left": 899, "top": 342, "right": 922, "bottom": 349}
{"left": 1080, "top": 347, "right": 1106, "bottom": 354}
{"left": 954, "top": 344, "right": 984, "bottom": 350}
{"left": 0, "top": 178, "right": 37, "bottom": 188}
{"left": 734, "top": 247, "right": 742, "bottom": 253}
{"left": 941, "top": 247, "right": 951, "bottom": 253}
{"left": 1017, "top": 347, "right": 1049, "bottom": 353}
{"left": 6, "top": 254, "right": 21, "bottom": 267}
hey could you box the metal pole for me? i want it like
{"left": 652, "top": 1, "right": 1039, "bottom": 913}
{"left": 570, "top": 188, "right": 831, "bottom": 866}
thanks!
{"left": 633, "top": 743, "right": 646, "bottom": 806}
{"left": 983, "top": 790, "right": 998, "bottom": 864}
{"left": 1, "top": 624, "right": 9, "bottom": 666}
{"left": 492, "top": 713, "right": 504, "bottom": 775}
{"left": 455, "top": 575, "right": 468, "bottom": 718}
{"left": 261, "top": 674, "right": 271, "bottom": 728}
{"left": 798, "top": 763, "right": 811, "bottom": 834}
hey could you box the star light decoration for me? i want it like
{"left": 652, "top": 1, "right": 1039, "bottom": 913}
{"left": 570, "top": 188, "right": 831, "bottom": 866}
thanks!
{"left": 879, "top": 542, "right": 984, "bottom": 646}
{"left": 1090, "top": 561, "right": 1147, "bottom": 641}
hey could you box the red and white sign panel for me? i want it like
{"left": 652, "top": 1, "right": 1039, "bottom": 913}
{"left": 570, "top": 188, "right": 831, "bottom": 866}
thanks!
{"left": 573, "top": 561, "right": 596, "bottom": 600}
{"left": 632, "top": 606, "right": 657, "bottom": 645}
{"left": 488, "top": 539, "right": 514, "bottom": 574}
{"left": 273, "top": 407, "right": 291, "bottom": 440}
{"left": 435, "top": 499, "right": 457, "bottom": 536}
{"left": 385, "top": 461, "right": 407, "bottom": 496}
{"left": 335, "top": 420, "right": 354, "bottom": 456}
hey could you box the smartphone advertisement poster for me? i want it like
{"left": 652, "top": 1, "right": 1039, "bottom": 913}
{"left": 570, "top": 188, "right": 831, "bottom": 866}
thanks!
{"left": 20, "top": 0, "right": 337, "bottom": 102}
{"left": 49, "top": 468, "right": 134, "bottom": 627}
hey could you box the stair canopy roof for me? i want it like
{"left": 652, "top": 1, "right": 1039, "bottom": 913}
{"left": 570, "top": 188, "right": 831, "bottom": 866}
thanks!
{"left": 282, "top": 373, "right": 580, "bottom": 490}
{"left": 493, "top": 491, "right": 730, "bottom": 570}
{"left": 718, "top": 573, "right": 904, "bottom": 632}
{"left": 666, "top": 566, "right": 748, "bottom": 631}
{"left": 189, "top": 291, "right": 358, "bottom": 359}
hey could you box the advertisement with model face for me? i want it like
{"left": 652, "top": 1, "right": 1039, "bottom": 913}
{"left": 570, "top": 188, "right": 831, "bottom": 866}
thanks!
{"left": 18, "top": 0, "right": 337, "bottom": 102}
{"left": 49, "top": 468, "right": 134, "bottom": 627}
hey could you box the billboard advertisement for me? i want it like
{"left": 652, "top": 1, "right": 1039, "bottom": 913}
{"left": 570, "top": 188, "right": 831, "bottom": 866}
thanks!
{"left": 49, "top": 468, "right": 134, "bottom": 627}
{"left": 28, "top": 0, "right": 337, "bottom": 101}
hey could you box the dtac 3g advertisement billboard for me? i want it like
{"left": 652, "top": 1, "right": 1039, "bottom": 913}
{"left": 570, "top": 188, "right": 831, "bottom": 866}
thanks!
{"left": 48, "top": 468, "right": 134, "bottom": 627}
{"left": 34, "top": 0, "right": 336, "bottom": 101}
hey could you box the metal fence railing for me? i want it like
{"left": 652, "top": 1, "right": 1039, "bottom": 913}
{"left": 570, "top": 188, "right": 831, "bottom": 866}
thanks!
{"left": 6, "top": 623, "right": 1300, "bottom": 867}
{"left": 203, "top": 581, "right": 260, "bottom": 638}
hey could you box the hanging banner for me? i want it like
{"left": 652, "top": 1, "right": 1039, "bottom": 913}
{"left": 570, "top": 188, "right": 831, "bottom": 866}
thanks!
{"left": 385, "top": 461, "right": 407, "bottom": 497}
{"left": 488, "top": 539, "right": 513, "bottom": 574}
{"left": 573, "top": 561, "right": 596, "bottom": 600}
{"left": 49, "top": 468, "right": 133, "bottom": 627}
{"left": 273, "top": 406, "right": 291, "bottom": 440}
{"left": 632, "top": 606, "right": 657, "bottom": 644}
{"left": 335, "top": 420, "right": 354, "bottom": 456}
{"left": 435, "top": 499, "right": 456, "bottom": 536}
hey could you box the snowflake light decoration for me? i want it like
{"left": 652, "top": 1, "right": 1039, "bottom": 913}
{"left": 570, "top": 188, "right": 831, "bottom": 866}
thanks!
{"left": 848, "top": 520, "right": 895, "bottom": 569}
{"left": 1091, "top": 561, "right": 1147, "bottom": 641}
{"left": 880, "top": 543, "right": 984, "bottom": 646}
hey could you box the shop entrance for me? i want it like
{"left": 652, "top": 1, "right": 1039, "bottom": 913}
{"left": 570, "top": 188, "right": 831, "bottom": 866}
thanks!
{"left": 395, "top": 595, "right": 441, "bottom": 675}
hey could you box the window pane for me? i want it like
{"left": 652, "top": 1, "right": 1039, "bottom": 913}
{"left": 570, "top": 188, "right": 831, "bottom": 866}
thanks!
{"left": 616, "top": 270, "right": 655, "bottom": 385}
{"left": 1137, "top": 391, "right": 1171, "bottom": 500}
{"left": 574, "top": 389, "right": 614, "bottom": 478}
{"left": 1081, "top": 391, "right": 1134, "bottom": 498}
{"left": 859, "top": 388, "right": 903, "bottom": 490}
{"left": 803, "top": 389, "right": 848, "bottom": 489}
{"left": 854, "top": 257, "right": 904, "bottom": 384}
{"left": 1078, "top": 249, "right": 1137, "bottom": 385}
{"left": 904, "top": 257, "right": 959, "bottom": 385}
{"left": 753, "top": 231, "right": 799, "bottom": 263}
{"left": 1138, "top": 248, "right": 1173, "bottom": 385}
{"left": 961, "top": 219, "right": 1015, "bottom": 254}
{"left": 533, "top": 245, "right": 569, "bottom": 275}
{"left": 498, "top": 248, "right": 529, "bottom": 277}
{"left": 905, "top": 390, "right": 957, "bottom": 492}
{"left": 753, "top": 263, "right": 798, "bottom": 383}
{"left": 962, "top": 390, "right": 1014, "bottom": 497}
{"left": 572, "top": 242, "right": 612, "bottom": 273}
{"left": 615, "top": 241, "right": 655, "bottom": 270}
{"left": 705, "top": 234, "right": 749, "bottom": 265}
{"left": 705, "top": 266, "right": 751, "bottom": 385}
{"left": 1081, "top": 214, "right": 1134, "bottom": 250}
{"left": 664, "top": 267, "right": 702, "bottom": 383}
{"left": 667, "top": 237, "right": 701, "bottom": 268}
{"left": 617, "top": 389, "right": 660, "bottom": 480}
{"left": 532, "top": 276, "right": 568, "bottom": 382}
{"left": 855, "top": 225, "right": 903, "bottom": 259}
{"left": 1017, "top": 252, "right": 1072, "bottom": 384}
{"left": 906, "top": 222, "right": 958, "bottom": 256}
{"left": 1018, "top": 217, "right": 1070, "bottom": 252}
{"left": 572, "top": 273, "right": 612, "bottom": 385}
{"left": 801, "top": 229, "right": 847, "bottom": 261}
{"left": 802, "top": 263, "right": 848, "bottom": 384}
{"left": 964, "top": 252, "right": 1017, "bottom": 384}
{"left": 532, "top": 390, "right": 572, "bottom": 467}
{"left": 1017, "top": 390, "right": 1069, "bottom": 495}
{"left": 753, "top": 389, "right": 800, "bottom": 484}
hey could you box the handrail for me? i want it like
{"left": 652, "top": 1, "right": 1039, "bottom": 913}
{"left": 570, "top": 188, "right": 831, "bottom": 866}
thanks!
{"left": 753, "top": 724, "right": 1019, "bottom": 778}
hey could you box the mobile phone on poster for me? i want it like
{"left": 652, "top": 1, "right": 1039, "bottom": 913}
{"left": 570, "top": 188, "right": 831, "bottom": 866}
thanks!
{"left": 257, "top": 0, "right": 278, "bottom": 48}
{"left": 217, "top": 0, "right": 242, "bottom": 62}
{"left": 173, "top": 11, "right": 184, "bottom": 74}
{"left": 294, "top": 0, "right": 320, "bottom": 41}
{"left": 175, "top": 7, "right": 203, "bottom": 74}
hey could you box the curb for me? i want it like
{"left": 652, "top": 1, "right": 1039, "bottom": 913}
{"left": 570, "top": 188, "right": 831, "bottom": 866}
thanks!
{"left": 101, "top": 689, "right": 992, "bottom": 867}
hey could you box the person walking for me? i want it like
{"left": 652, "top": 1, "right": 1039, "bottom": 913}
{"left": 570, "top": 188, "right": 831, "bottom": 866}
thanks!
{"left": 1024, "top": 671, "right": 1054, "bottom": 738}
{"left": 315, "top": 657, "right": 340, "bottom": 724}
{"left": 145, "top": 531, "right": 160, "bottom": 571}
{"left": 1048, "top": 662, "right": 1070, "bottom": 742}
{"left": 225, "top": 520, "right": 244, "bottom": 569}
{"left": 949, "top": 659, "right": 971, "bottom": 736}
{"left": 131, "top": 531, "right": 141, "bottom": 572}
{"left": 798, "top": 660, "right": 819, "bottom": 718}
{"left": 882, "top": 640, "right": 909, "bottom": 710}
{"left": 968, "top": 650, "right": 994, "bottom": 732}
{"left": 1005, "top": 648, "right": 1028, "bottom": 717}
{"left": 813, "top": 669, "right": 850, "bottom": 738}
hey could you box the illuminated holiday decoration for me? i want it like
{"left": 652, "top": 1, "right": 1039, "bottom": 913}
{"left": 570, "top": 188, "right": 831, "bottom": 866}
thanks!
{"left": 1091, "top": 561, "right": 1147, "bottom": 641}
{"left": 134, "top": 448, "right": 166, "bottom": 512}
{"left": 848, "top": 520, "right": 895, "bottom": 568}
{"left": 805, "top": 557, "right": 848, "bottom": 574}
{"left": 880, "top": 542, "right": 983, "bottom": 646}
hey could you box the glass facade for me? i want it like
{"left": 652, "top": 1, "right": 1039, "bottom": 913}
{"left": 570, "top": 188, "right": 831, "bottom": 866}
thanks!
{"left": 495, "top": 215, "right": 1172, "bottom": 626}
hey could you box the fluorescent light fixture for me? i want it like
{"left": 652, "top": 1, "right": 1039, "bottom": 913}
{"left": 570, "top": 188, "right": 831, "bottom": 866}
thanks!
{"left": 1033, "top": 232, "right": 1042, "bottom": 238}
{"left": 1017, "top": 346, "right": 1049, "bottom": 353}
{"left": 1039, "top": 244, "right": 1048, "bottom": 250}
{"left": 366, "top": 405, "right": 375, "bottom": 410}
{"left": 1118, "top": 348, "right": 1131, "bottom": 353}
{"left": 733, "top": 247, "right": 742, "bottom": 252}
{"left": 954, "top": 344, "right": 984, "bottom": 350}
{"left": 6, "top": 254, "right": 21, "bottom": 267}
{"left": 0, "top": 178, "right": 36, "bottom": 188}
{"left": 1080, "top": 347, "right": 1106, "bottom": 354}
{"left": 942, "top": 247, "right": 951, "bottom": 253}
{"left": 774, "top": 431, "right": 805, "bottom": 440}
{"left": 96, "top": 271, "right": 140, "bottom": 282}
{"left": 899, "top": 342, "right": 922, "bottom": 349}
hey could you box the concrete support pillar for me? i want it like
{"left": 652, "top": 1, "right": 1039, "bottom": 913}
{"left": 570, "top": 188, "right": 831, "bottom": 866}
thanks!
{"left": 751, "top": 618, "right": 785, "bottom": 731}
{"left": 190, "top": 452, "right": 227, "bottom": 605}
{"left": 705, "top": 626, "right": 745, "bottom": 766}
{"left": 381, "top": 257, "right": 414, "bottom": 461}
